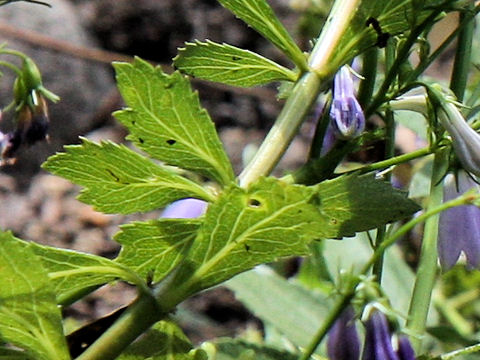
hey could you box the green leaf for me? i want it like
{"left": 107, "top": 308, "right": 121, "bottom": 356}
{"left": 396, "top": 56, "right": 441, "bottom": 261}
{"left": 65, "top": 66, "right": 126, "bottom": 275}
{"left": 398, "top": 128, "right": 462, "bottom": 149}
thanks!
{"left": 174, "top": 41, "right": 297, "bottom": 87}
{"left": 226, "top": 266, "right": 332, "bottom": 350}
{"left": 117, "top": 319, "right": 206, "bottom": 360}
{"left": 115, "top": 219, "right": 201, "bottom": 283}
{"left": 327, "top": 0, "right": 447, "bottom": 71}
{"left": 202, "top": 338, "right": 298, "bottom": 360}
{"left": 43, "top": 138, "right": 214, "bottom": 214}
{"left": 216, "top": 0, "right": 306, "bottom": 69}
{"left": 0, "top": 231, "right": 69, "bottom": 360}
{"left": 0, "top": 347, "right": 34, "bottom": 359}
{"left": 26, "top": 240, "right": 144, "bottom": 306}
{"left": 113, "top": 58, "right": 235, "bottom": 185}
{"left": 315, "top": 173, "right": 421, "bottom": 238}
{"left": 182, "top": 177, "right": 326, "bottom": 292}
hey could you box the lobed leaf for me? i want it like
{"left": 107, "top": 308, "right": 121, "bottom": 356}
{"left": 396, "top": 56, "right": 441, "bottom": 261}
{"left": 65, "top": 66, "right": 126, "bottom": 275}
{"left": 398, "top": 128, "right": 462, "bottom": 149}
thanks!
{"left": 0, "top": 348, "right": 34, "bottom": 360}
{"left": 114, "top": 58, "right": 235, "bottom": 186}
{"left": 174, "top": 40, "right": 297, "bottom": 87}
{"left": 43, "top": 138, "right": 214, "bottom": 214}
{"left": 117, "top": 319, "right": 206, "bottom": 360}
{"left": 324, "top": 0, "right": 448, "bottom": 72}
{"left": 0, "top": 231, "right": 69, "bottom": 360}
{"left": 315, "top": 173, "right": 421, "bottom": 238}
{"left": 181, "top": 177, "right": 327, "bottom": 292}
{"left": 26, "top": 240, "right": 144, "bottom": 306}
{"left": 115, "top": 219, "right": 201, "bottom": 283}
{"left": 216, "top": 0, "right": 306, "bottom": 68}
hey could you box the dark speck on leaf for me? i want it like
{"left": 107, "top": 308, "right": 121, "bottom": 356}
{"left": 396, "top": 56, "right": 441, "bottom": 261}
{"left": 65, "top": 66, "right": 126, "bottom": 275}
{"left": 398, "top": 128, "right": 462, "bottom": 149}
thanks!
{"left": 131, "top": 120, "right": 136, "bottom": 125}
{"left": 232, "top": 56, "right": 241, "bottom": 61}
{"left": 138, "top": 138, "right": 144, "bottom": 144}
{"left": 166, "top": 139, "right": 176, "bottom": 145}
{"left": 330, "top": 218, "right": 338, "bottom": 225}
{"left": 244, "top": 244, "right": 250, "bottom": 252}
{"left": 308, "top": 193, "right": 321, "bottom": 207}
{"left": 106, "top": 169, "right": 120, "bottom": 182}
{"left": 248, "top": 198, "right": 261, "bottom": 207}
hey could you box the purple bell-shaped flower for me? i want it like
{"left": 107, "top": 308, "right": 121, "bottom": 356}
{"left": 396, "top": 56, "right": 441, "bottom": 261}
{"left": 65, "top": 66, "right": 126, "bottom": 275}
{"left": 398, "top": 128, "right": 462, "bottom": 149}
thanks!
{"left": 438, "top": 171, "right": 480, "bottom": 270}
{"left": 330, "top": 66, "right": 365, "bottom": 140}
{"left": 362, "top": 311, "right": 399, "bottom": 360}
{"left": 362, "top": 311, "right": 416, "bottom": 360}
{"left": 327, "top": 307, "right": 361, "bottom": 360}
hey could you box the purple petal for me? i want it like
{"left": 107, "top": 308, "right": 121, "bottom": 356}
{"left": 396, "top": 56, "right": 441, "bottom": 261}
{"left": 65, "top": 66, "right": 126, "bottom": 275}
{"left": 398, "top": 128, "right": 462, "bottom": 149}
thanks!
{"left": 330, "top": 66, "right": 365, "bottom": 140}
{"left": 321, "top": 124, "right": 338, "bottom": 156}
{"left": 161, "top": 198, "right": 207, "bottom": 219}
{"left": 438, "top": 172, "right": 480, "bottom": 270}
{"left": 439, "top": 104, "right": 480, "bottom": 177}
{"left": 396, "top": 336, "right": 416, "bottom": 360}
{"left": 327, "top": 307, "right": 361, "bottom": 360}
{"left": 362, "top": 311, "right": 399, "bottom": 360}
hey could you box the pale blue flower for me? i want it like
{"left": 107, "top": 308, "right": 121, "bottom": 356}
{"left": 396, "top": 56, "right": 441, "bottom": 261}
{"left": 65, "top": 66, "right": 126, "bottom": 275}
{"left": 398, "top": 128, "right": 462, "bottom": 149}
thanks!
{"left": 438, "top": 102, "right": 480, "bottom": 177}
{"left": 438, "top": 171, "right": 480, "bottom": 270}
{"left": 161, "top": 198, "right": 207, "bottom": 219}
{"left": 330, "top": 66, "right": 365, "bottom": 140}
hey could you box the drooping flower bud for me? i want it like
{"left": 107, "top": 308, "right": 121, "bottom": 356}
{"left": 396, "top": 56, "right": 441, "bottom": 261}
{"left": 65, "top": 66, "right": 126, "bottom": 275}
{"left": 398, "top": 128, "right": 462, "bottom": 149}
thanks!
{"left": 1, "top": 91, "right": 50, "bottom": 164}
{"left": 1, "top": 57, "right": 58, "bottom": 165}
{"left": 438, "top": 171, "right": 480, "bottom": 270}
{"left": 161, "top": 198, "right": 208, "bottom": 219}
{"left": 330, "top": 66, "right": 365, "bottom": 140}
{"left": 362, "top": 311, "right": 400, "bottom": 360}
{"left": 396, "top": 336, "right": 416, "bottom": 360}
{"left": 437, "top": 102, "right": 480, "bottom": 177}
{"left": 327, "top": 307, "right": 361, "bottom": 360}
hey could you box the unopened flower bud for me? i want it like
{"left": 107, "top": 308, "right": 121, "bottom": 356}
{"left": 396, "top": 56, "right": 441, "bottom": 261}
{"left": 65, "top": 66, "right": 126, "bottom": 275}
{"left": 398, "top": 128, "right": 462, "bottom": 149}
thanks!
{"left": 438, "top": 103, "right": 480, "bottom": 177}
{"left": 396, "top": 336, "right": 416, "bottom": 360}
{"left": 21, "top": 57, "right": 43, "bottom": 92}
{"left": 330, "top": 66, "right": 365, "bottom": 140}
{"left": 1, "top": 92, "right": 50, "bottom": 164}
{"left": 362, "top": 311, "right": 400, "bottom": 360}
{"left": 327, "top": 307, "right": 361, "bottom": 360}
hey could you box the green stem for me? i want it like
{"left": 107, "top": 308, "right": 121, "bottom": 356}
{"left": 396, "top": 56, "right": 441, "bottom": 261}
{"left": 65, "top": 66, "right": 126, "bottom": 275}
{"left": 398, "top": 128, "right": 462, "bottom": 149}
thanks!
{"left": 372, "top": 37, "right": 396, "bottom": 280}
{"left": 299, "top": 187, "right": 472, "bottom": 359}
{"left": 75, "top": 293, "right": 163, "bottom": 360}
{"left": 0, "top": 48, "right": 27, "bottom": 60}
{"left": 406, "top": 4, "right": 480, "bottom": 91}
{"left": 449, "top": 2, "right": 475, "bottom": 102}
{"left": 366, "top": 5, "right": 447, "bottom": 116}
{"left": 441, "top": 343, "right": 480, "bottom": 360}
{"left": 406, "top": 149, "right": 447, "bottom": 352}
{"left": 344, "top": 146, "right": 434, "bottom": 175}
{"left": 299, "top": 287, "right": 356, "bottom": 360}
{"left": 0, "top": 60, "right": 22, "bottom": 76}
{"left": 308, "top": 97, "right": 332, "bottom": 160}
{"left": 357, "top": 47, "right": 378, "bottom": 108}
{"left": 434, "top": 292, "right": 472, "bottom": 336}
{"left": 308, "top": 0, "right": 362, "bottom": 75}
{"left": 73, "top": 264, "right": 192, "bottom": 360}
{"left": 238, "top": 71, "right": 321, "bottom": 187}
